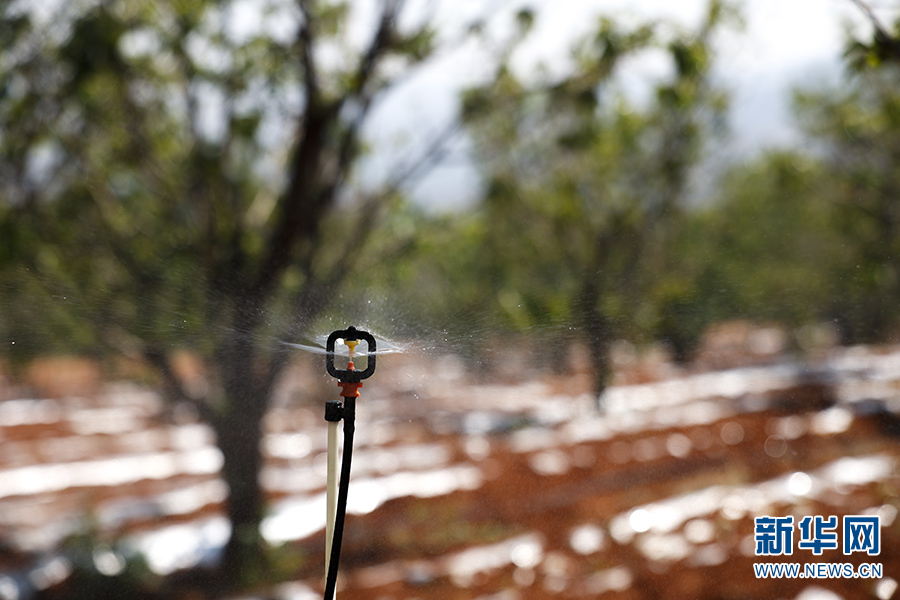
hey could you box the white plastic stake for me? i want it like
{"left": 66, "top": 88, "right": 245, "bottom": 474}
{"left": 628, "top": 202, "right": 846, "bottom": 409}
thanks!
{"left": 325, "top": 420, "right": 339, "bottom": 600}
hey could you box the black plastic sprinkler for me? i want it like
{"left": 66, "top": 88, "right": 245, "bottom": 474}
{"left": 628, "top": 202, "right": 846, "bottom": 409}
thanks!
{"left": 322, "top": 327, "right": 376, "bottom": 600}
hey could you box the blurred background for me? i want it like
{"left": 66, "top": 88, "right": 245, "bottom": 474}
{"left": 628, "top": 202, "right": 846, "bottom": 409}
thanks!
{"left": 2, "top": 0, "right": 900, "bottom": 598}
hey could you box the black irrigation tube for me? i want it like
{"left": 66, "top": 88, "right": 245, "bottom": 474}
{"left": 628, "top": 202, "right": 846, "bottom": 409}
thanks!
{"left": 323, "top": 396, "right": 354, "bottom": 600}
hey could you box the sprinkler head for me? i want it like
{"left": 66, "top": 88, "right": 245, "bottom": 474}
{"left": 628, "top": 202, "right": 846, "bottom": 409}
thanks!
{"left": 326, "top": 326, "right": 377, "bottom": 383}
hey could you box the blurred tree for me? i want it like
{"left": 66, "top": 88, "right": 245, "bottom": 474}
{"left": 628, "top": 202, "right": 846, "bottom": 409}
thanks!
{"left": 638, "top": 8, "right": 900, "bottom": 353}
{"left": 680, "top": 152, "right": 848, "bottom": 334}
{"left": 353, "top": 0, "right": 900, "bottom": 384}
{"left": 792, "top": 28, "right": 900, "bottom": 341}
{"left": 459, "top": 1, "right": 734, "bottom": 394}
{"left": 677, "top": 9, "right": 900, "bottom": 347}
{"left": 0, "top": 0, "right": 467, "bottom": 583}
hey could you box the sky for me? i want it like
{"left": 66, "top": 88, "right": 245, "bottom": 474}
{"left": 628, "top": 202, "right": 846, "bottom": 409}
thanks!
{"left": 359, "top": 0, "right": 893, "bottom": 212}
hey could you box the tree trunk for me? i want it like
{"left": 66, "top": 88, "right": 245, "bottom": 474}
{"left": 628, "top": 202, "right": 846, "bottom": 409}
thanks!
{"left": 577, "top": 273, "right": 612, "bottom": 407}
{"left": 213, "top": 333, "right": 272, "bottom": 586}
{"left": 577, "top": 230, "right": 618, "bottom": 408}
{"left": 216, "top": 397, "right": 267, "bottom": 585}
{"left": 583, "top": 305, "right": 612, "bottom": 404}
{"left": 208, "top": 284, "right": 331, "bottom": 586}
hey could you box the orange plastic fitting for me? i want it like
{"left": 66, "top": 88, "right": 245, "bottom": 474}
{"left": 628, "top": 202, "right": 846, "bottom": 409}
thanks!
{"left": 338, "top": 381, "right": 363, "bottom": 398}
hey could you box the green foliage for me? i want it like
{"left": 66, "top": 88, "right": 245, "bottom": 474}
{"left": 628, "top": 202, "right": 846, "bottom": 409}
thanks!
{"left": 845, "top": 13, "right": 900, "bottom": 70}
{"left": 327, "top": 0, "right": 900, "bottom": 380}
{"left": 669, "top": 51, "right": 900, "bottom": 347}
{"left": 373, "top": 0, "right": 900, "bottom": 375}
{"left": 683, "top": 153, "right": 843, "bottom": 324}
{"left": 0, "top": 0, "right": 460, "bottom": 365}
{"left": 791, "top": 63, "right": 900, "bottom": 341}
{"left": 451, "top": 1, "right": 735, "bottom": 387}
{"left": 391, "top": 28, "right": 437, "bottom": 63}
{"left": 0, "top": 0, "right": 449, "bottom": 583}
{"left": 515, "top": 8, "right": 535, "bottom": 35}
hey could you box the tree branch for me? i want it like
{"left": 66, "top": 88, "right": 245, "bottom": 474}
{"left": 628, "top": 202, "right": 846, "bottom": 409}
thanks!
{"left": 251, "top": 0, "right": 407, "bottom": 302}
{"left": 850, "top": 0, "right": 900, "bottom": 63}
{"left": 351, "top": 0, "right": 403, "bottom": 95}
{"left": 297, "top": 0, "right": 321, "bottom": 107}
{"left": 264, "top": 117, "right": 461, "bottom": 386}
